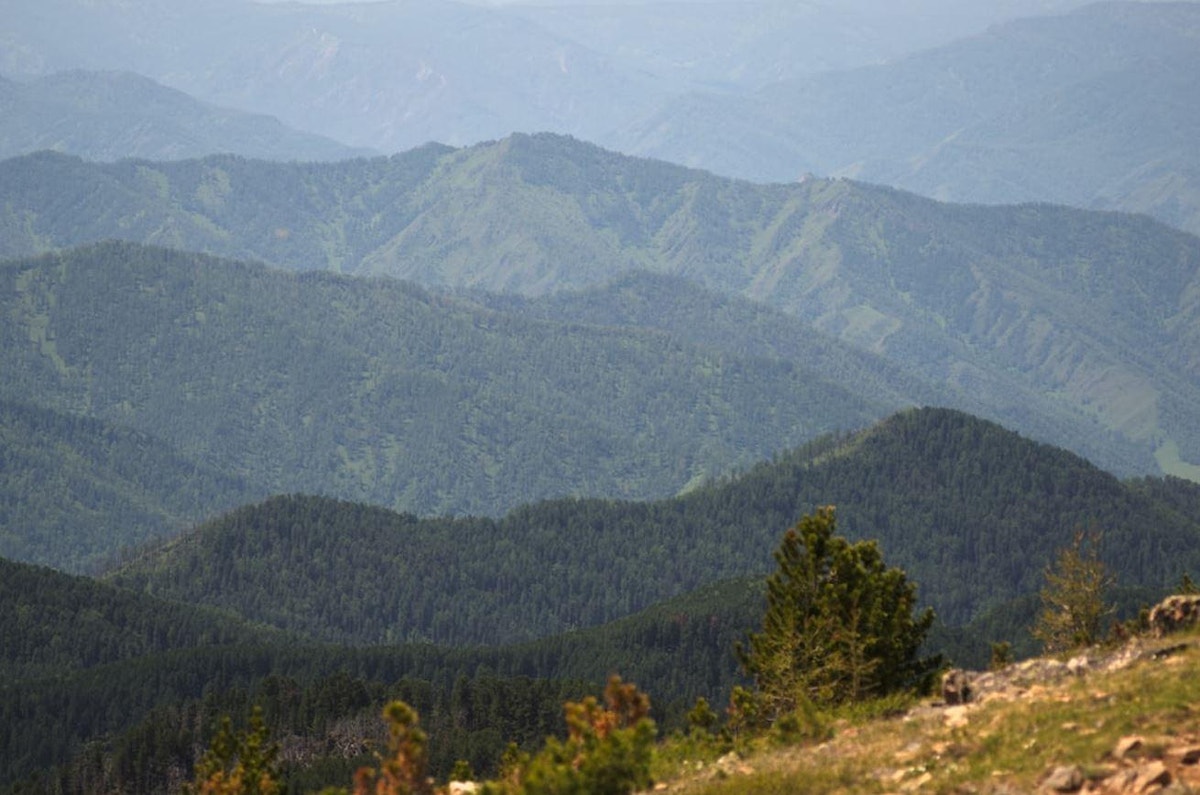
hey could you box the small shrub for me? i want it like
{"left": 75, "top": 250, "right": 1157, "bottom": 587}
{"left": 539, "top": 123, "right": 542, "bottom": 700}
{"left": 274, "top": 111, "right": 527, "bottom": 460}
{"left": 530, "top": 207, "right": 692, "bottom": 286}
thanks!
{"left": 187, "top": 707, "right": 280, "bottom": 795}
{"left": 989, "top": 641, "right": 1013, "bottom": 670}
{"left": 487, "top": 675, "right": 656, "bottom": 795}
{"left": 330, "top": 700, "right": 432, "bottom": 795}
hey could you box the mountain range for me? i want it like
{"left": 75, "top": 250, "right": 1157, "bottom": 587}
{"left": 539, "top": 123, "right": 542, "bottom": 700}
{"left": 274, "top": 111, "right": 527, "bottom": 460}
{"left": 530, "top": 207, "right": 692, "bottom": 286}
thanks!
{"left": 104, "top": 407, "right": 1200, "bottom": 645}
{"left": 2, "top": 136, "right": 1198, "bottom": 486}
{"left": 0, "top": 70, "right": 370, "bottom": 162}
{"left": 4, "top": 1, "right": 1199, "bottom": 792}
{"left": 3, "top": 1, "right": 1196, "bottom": 238}
{"left": 0, "top": 0, "right": 1093, "bottom": 153}
{"left": 0, "top": 241, "right": 893, "bottom": 568}
{"left": 613, "top": 1, "right": 1200, "bottom": 237}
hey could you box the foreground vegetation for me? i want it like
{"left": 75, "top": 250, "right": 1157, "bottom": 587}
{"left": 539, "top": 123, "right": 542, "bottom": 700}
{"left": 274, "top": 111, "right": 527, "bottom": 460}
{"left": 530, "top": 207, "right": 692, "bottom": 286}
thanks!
{"left": 669, "top": 627, "right": 1200, "bottom": 795}
{"left": 6, "top": 409, "right": 1200, "bottom": 791}
{"left": 172, "top": 511, "right": 1198, "bottom": 795}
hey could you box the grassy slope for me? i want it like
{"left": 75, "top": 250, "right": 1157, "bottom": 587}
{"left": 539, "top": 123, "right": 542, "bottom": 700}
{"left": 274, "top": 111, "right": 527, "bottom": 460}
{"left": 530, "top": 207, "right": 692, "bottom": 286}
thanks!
{"left": 662, "top": 628, "right": 1200, "bottom": 795}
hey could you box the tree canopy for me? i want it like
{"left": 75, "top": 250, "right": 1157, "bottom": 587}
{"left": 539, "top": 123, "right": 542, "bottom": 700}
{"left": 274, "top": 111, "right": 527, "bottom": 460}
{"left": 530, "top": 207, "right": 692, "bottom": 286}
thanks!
{"left": 738, "top": 507, "right": 936, "bottom": 712}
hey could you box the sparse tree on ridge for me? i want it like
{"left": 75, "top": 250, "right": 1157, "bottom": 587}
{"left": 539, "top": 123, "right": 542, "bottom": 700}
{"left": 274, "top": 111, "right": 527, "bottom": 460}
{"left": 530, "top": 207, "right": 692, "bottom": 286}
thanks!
{"left": 1032, "top": 530, "right": 1113, "bottom": 653}
{"left": 737, "top": 506, "right": 936, "bottom": 716}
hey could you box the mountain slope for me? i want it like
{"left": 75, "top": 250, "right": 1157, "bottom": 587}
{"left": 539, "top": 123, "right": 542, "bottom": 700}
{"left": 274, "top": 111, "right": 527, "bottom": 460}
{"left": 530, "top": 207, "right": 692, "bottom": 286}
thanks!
{"left": 0, "top": 399, "right": 261, "bottom": 572}
{"left": 0, "top": 562, "right": 758, "bottom": 790}
{"left": 106, "top": 408, "right": 1200, "bottom": 647}
{"left": 0, "top": 0, "right": 1094, "bottom": 154}
{"left": 0, "top": 555, "right": 285, "bottom": 681}
{"left": 0, "top": 70, "right": 371, "bottom": 162}
{"left": 2, "top": 138, "right": 1197, "bottom": 476}
{"left": 0, "top": 241, "right": 888, "bottom": 532}
{"left": 612, "top": 1, "right": 1200, "bottom": 237}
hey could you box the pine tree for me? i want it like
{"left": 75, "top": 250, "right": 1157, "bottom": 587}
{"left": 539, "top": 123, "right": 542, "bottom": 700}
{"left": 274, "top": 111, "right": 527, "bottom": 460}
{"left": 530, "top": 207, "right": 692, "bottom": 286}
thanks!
{"left": 187, "top": 707, "right": 279, "bottom": 795}
{"left": 1032, "top": 530, "right": 1113, "bottom": 653}
{"left": 737, "top": 506, "right": 935, "bottom": 714}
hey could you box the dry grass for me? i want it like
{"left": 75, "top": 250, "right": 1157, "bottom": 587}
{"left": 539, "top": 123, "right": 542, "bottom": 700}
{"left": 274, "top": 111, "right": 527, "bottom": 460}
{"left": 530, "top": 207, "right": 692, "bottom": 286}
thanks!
{"left": 651, "top": 631, "right": 1200, "bottom": 794}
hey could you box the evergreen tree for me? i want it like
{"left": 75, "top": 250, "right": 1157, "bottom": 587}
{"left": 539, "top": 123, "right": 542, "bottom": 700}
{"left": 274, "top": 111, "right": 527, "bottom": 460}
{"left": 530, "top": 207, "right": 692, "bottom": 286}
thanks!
{"left": 737, "top": 506, "right": 935, "bottom": 714}
{"left": 187, "top": 707, "right": 279, "bottom": 795}
{"left": 1032, "top": 530, "right": 1113, "bottom": 652}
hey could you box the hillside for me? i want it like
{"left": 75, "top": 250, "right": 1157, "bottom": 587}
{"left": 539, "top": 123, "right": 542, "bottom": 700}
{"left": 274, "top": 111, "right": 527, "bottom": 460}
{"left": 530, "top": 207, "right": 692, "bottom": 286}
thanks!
{"left": 0, "top": 0, "right": 1091, "bottom": 154}
{"left": 0, "top": 241, "right": 888, "bottom": 544}
{"left": 0, "top": 70, "right": 371, "bottom": 162}
{"left": 662, "top": 627, "right": 1200, "bottom": 795}
{"left": 0, "top": 399, "right": 262, "bottom": 571}
{"left": 0, "top": 559, "right": 758, "bottom": 790}
{"left": 0, "top": 556, "right": 286, "bottom": 681}
{"left": 107, "top": 408, "right": 1200, "bottom": 648}
{"left": 2, "top": 138, "right": 1198, "bottom": 478}
{"left": 613, "top": 1, "right": 1200, "bottom": 237}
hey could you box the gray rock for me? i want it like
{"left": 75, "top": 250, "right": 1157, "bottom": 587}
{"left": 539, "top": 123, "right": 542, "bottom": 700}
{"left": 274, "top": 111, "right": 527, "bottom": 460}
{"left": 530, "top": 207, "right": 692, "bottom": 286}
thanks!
{"left": 1041, "top": 764, "right": 1084, "bottom": 793}
{"left": 1148, "top": 595, "right": 1200, "bottom": 637}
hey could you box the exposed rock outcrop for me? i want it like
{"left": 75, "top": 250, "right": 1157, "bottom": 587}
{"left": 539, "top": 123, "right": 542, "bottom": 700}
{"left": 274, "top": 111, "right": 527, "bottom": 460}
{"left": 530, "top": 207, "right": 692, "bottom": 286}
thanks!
{"left": 1148, "top": 595, "right": 1200, "bottom": 637}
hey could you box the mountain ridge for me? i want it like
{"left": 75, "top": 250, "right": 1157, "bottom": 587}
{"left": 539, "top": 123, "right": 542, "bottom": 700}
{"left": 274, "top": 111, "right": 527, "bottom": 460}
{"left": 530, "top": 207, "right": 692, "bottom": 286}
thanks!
{"left": 0, "top": 70, "right": 372, "bottom": 162}
{"left": 105, "top": 407, "right": 1200, "bottom": 647}
{"left": 1, "top": 137, "right": 1196, "bottom": 478}
{"left": 611, "top": 1, "right": 1200, "bottom": 237}
{"left": 0, "top": 240, "right": 890, "bottom": 563}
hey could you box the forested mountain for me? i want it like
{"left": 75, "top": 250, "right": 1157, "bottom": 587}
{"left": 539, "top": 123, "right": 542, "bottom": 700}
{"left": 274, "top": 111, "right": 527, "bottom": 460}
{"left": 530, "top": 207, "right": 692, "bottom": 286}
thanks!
{"left": 0, "top": 399, "right": 262, "bottom": 571}
{"left": 107, "top": 408, "right": 1200, "bottom": 648}
{"left": 0, "top": 241, "right": 888, "bottom": 564}
{"left": 0, "top": 558, "right": 758, "bottom": 790}
{"left": 613, "top": 1, "right": 1200, "bottom": 237}
{"left": 7, "top": 409, "right": 1200, "bottom": 789}
{"left": 3, "top": 139, "right": 1198, "bottom": 482}
{"left": 0, "top": 556, "right": 284, "bottom": 681}
{"left": 0, "top": 71, "right": 371, "bottom": 162}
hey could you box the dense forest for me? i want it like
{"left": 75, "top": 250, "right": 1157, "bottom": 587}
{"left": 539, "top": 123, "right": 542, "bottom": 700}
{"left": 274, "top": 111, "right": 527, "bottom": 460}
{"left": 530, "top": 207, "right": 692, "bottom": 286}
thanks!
{"left": 0, "top": 241, "right": 891, "bottom": 567}
{"left": 7, "top": 238, "right": 1198, "bottom": 573}
{"left": 2, "top": 136, "right": 1197, "bottom": 482}
{"left": 0, "top": 554, "right": 759, "bottom": 791}
{"left": 5, "top": 409, "right": 1199, "bottom": 791}
{"left": 108, "top": 408, "right": 1200, "bottom": 645}
{"left": 0, "top": 399, "right": 261, "bottom": 570}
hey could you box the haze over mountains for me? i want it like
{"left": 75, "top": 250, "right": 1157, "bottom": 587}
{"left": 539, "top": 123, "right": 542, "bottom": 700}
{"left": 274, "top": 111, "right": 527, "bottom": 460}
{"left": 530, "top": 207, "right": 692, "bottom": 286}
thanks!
{"left": 0, "top": 71, "right": 370, "bottom": 163}
{"left": 614, "top": 1, "right": 1200, "bottom": 237}
{"left": 3, "top": 0, "right": 1197, "bottom": 236}
{"left": 0, "top": 0, "right": 1094, "bottom": 152}
{"left": 3, "top": 1, "right": 1200, "bottom": 791}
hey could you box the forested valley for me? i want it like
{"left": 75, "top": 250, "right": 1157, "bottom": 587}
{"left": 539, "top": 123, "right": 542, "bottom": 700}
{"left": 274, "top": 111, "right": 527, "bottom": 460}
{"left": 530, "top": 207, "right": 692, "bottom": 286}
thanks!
{"left": 5, "top": 406, "right": 1199, "bottom": 792}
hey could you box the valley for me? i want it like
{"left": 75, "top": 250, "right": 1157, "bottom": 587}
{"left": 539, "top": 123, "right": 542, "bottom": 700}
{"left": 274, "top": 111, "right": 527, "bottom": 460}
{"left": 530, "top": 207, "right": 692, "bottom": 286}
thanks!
{"left": 2, "top": 1, "right": 1199, "bottom": 792}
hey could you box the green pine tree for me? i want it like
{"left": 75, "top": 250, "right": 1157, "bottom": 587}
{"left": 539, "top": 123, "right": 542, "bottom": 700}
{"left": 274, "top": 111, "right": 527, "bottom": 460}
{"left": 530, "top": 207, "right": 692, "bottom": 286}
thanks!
{"left": 737, "top": 506, "right": 936, "bottom": 715}
{"left": 1032, "top": 530, "right": 1113, "bottom": 653}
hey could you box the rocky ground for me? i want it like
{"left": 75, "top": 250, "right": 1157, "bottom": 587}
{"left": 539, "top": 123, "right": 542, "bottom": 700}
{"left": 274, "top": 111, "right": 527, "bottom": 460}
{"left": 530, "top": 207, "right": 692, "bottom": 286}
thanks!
{"left": 651, "top": 605, "right": 1200, "bottom": 795}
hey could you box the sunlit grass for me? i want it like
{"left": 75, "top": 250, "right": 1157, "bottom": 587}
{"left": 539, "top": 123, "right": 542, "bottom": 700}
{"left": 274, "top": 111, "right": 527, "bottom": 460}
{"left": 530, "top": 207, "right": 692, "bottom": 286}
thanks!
{"left": 651, "top": 630, "right": 1200, "bottom": 794}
